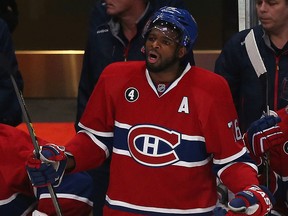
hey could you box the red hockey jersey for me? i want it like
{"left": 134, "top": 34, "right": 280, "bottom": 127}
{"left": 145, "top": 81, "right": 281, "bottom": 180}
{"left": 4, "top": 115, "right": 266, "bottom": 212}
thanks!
{"left": 67, "top": 61, "right": 259, "bottom": 215}
{"left": 254, "top": 108, "right": 288, "bottom": 215}
{"left": 0, "top": 124, "right": 93, "bottom": 216}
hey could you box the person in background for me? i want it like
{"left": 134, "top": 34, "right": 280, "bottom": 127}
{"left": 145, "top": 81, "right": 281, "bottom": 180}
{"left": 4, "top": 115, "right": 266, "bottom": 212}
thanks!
{"left": 0, "top": 18, "right": 23, "bottom": 126}
{"left": 0, "top": 0, "right": 18, "bottom": 33}
{"left": 214, "top": 0, "right": 288, "bottom": 214}
{"left": 76, "top": 1, "right": 193, "bottom": 215}
{"left": 0, "top": 123, "right": 94, "bottom": 216}
{"left": 214, "top": 0, "right": 288, "bottom": 132}
{"left": 27, "top": 6, "right": 274, "bottom": 216}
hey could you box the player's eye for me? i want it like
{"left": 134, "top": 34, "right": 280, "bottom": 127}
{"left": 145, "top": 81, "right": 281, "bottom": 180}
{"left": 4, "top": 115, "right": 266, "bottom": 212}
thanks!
{"left": 160, "top": 38, "right": 174, "bottom": 46}
{"left": 147, "top": 35, "right": 156, "bottom": 42}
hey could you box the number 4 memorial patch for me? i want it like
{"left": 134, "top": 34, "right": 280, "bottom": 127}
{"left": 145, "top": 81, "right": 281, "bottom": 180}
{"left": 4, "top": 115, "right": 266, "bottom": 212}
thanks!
{"left": 125, "top": 87, "right": 139, "bottom": 102}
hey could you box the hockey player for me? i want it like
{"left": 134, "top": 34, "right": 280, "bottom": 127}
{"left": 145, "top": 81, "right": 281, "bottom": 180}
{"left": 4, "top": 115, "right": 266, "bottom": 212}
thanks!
{"left": 26, "top": 7, "right": 274, "bottom": 215}
{"left": 78, "top": 1, "right": 193, "bottom": 214}
{"left": 244, "top": 107, "right": 288, "bottom": 215}
{"left": 0, "top": 123, "right": 94, "bottom": 215}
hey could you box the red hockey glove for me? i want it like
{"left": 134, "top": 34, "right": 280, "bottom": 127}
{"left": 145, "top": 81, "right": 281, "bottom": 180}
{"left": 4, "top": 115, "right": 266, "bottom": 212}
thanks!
{"left": 26, "top": 144, "right": 67, "bottom": 187}
{"left": 244, "top": 115, "right": 285, "bottom": 157}
{"left": 214, "top": 185, "right": 274, "bottom": 215}
{"left": 228, "top": 185, "right": 274, "bottom": 215}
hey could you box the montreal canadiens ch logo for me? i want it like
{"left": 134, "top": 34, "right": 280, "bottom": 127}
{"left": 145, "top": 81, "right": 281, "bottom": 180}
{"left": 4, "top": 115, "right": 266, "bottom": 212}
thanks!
{"left": 125, "top": 87, "right": 139, "bottom": 102}
{"left": 128, "top": 125, "right": 181, "bottom": 167}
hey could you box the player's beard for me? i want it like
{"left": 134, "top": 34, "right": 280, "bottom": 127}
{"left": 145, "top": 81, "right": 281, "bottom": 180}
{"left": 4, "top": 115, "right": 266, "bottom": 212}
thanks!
{"left": 145, "top": 50, "right": 179, "bottom": 74}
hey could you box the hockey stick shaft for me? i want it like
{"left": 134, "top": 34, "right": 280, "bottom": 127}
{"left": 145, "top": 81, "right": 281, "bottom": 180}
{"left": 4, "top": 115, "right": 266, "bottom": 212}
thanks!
{"left": 10, "top": 74, "right": 63, "bottom": 216}
{"left": 245, "top": 30, "right": 270, "bottom": 189}
{"left": 265, "top": 76, "right": 270, "bottom": 189}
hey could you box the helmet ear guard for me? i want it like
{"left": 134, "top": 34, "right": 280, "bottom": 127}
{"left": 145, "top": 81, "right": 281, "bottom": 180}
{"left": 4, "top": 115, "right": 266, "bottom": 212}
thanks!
{"left": 142, "top": 6, "right": 198, "bottom": 53}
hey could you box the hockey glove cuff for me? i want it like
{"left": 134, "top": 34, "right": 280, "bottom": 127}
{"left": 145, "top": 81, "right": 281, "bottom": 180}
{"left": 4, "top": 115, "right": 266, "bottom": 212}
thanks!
{"left": 26, "top": 144, "right": 67, "bottom": 187}
{"left": 244, "top": 115, "right": 284, "bottom": 156}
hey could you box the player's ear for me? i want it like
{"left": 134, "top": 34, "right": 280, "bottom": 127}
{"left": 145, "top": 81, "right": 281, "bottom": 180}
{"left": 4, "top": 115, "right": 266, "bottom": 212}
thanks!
{"left": 178, "top": 47, "right": 187, "bottom": 59}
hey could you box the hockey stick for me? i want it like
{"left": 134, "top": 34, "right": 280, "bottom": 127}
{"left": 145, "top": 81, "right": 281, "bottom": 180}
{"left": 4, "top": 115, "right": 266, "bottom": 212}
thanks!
{"left": 9, "top": 74, "right": 63, "bottom": 216}
{"left": 245, "top": 29, "right": 270, "bottom": 189}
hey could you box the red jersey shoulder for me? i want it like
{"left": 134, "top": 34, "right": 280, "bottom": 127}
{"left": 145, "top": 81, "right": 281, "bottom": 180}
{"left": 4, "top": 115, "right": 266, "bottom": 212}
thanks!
{"left": 187, "top": 66, "right": 232, "bottom": 98}
{"left": 102, "top": 61, "right": 146, "bottom": 78}
{"left": 96, "top": 61, "right": 147, "bottom": 95}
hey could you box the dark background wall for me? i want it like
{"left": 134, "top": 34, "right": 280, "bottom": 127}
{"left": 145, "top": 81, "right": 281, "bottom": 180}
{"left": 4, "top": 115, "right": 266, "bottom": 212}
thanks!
{"left": 13, "top": 0, "right": 95, "bottom": 50}
{"left": 12, "top": 0, "right": 238, "bottom": 51}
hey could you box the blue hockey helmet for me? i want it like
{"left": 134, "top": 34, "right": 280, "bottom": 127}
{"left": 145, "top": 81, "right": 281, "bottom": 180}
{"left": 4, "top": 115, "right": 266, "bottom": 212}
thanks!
{"left": 142, "top": 6, "right": 198, "bottom": 53}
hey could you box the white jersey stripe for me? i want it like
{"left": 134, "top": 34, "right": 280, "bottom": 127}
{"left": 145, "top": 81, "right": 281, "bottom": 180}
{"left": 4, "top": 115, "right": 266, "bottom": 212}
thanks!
{"left": 78, "top": 122, "right": 114, "bottom": 137}
{"left": 106, "top": 195, "right": 215, "bottom": 215}
{"left": 213, "top": 147, "right": 247, "bottom": 164}
{"left": 39, "top": 193, "right": 93, "bottom": 207}
{"left": 79, "top": 130, "right": 110, "bottom": 158}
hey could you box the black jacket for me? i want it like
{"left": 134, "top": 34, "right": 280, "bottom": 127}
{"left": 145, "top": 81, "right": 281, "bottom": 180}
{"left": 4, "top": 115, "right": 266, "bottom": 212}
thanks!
{"left": 0, "top": 0, "right": 18, "bottom": 33}
{"left": 0, "top": 18, "right": 23, "bottom": 126}
{"left": 215, "top": 25, "right": 288, "bottom": 131}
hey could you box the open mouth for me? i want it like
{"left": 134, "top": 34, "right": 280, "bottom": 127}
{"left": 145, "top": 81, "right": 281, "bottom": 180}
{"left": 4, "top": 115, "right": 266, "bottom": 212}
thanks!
{"left": 148, "top": 51, "right": 159, "bottom": 64}
{"left": 106, "top": 4, "right": 113, "bottom": 8}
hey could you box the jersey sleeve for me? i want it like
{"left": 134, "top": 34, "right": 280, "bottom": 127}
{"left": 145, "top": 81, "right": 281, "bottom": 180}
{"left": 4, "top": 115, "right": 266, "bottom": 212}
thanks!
{"left": 0, "top": 124, "right": 49, "bottom": 195}
{"left": 200, "top": 75, "right": 259, "bottom": 193}
{"left": 65, "top": 68, "right": 115, "bottom": 172}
